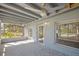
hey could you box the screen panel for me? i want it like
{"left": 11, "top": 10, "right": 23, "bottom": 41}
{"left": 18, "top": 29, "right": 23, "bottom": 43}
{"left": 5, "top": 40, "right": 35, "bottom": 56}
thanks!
{"left": 57, "top": 22, "right": 79, "bottom": 48}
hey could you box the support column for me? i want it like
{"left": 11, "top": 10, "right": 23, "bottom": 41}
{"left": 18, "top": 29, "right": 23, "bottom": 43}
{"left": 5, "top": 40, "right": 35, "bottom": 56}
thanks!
{"left": 32, "top": 23, "right": 38, "bottom": 42}
{"left": 24, "top": 24, "right": 28, "bottom": 39}
{"left": 44, "top": 21, "right": 56, "bottom": 47}
{"left": 0, "top": 20, "right": 1, "bottom": 44}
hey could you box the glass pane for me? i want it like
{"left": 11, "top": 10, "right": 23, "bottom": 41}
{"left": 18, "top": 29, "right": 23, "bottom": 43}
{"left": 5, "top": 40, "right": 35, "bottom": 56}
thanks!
{"left": 57, "top": 22, "right": 79, "bottom": 42}
{"left": 60, "top": 24, "right": 69, "bottom": 40}
{"left": 0, "top": 23, "right": 24, "bottom": 39}
{"left": 76, "top": 22, "right": 79, "bottom": 41}
{"left": 29, "top": 29, "right": 32, "bottom": 37}
{"left": 68, "top": 23, "right": 77, "bottom": 41}
{"left": 39, "top": 26, "right": 44, "bottom": 38}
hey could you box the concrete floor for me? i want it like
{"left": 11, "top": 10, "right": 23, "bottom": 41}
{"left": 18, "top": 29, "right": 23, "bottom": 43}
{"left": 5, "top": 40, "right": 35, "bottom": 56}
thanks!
{"left": 0, "top": 40, "right": 65, "bottom": 56}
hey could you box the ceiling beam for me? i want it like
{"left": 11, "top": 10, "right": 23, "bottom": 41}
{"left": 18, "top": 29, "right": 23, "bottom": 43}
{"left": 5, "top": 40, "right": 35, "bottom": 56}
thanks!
{"left": 41, "top": 3, "right": 48, "bottom": 17}
{"left": 0, "top": 13, "right": 35, "bottom": 22}
{"left": 0, "top": 14, "right": 32, "bottom": 24}
{"left": 0, "top": 5, "right": 38, "bottom": 19}
{"left": 0, "top": 8, "right": 38, "bottom": 20}
{"left": 0, "top": 3, "right": 40, "bottom": 19}
{"left": 0, "top": 14, "right": 34, "bottom": 24}
{"left": 0, "top": 13, "right": 35, "bottom": 24}
{"left": 27, "top": 3, "right": 49, "bottom": 17}
{"left": 15, "top": 3, "right": 42, "bottom": 16}
{"left": 0, "top": 11, "right": 35, "bottom": 22}
{"left": 49, "top": 3, "right": 59, "bottom": 8}
{"left": 1, "top": 17, "right": 27, "bottom": 24}
{"left": 27, "top": 3, "right": 42, "bottom": 10}
{"left": 12, "top": 3, "right": 42, "bottom": 18}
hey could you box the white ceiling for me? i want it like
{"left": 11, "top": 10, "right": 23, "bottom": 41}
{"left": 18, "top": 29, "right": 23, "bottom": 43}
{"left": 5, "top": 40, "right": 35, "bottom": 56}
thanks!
{"left": 0, "top": 3, "right": 66, "bottom": 24}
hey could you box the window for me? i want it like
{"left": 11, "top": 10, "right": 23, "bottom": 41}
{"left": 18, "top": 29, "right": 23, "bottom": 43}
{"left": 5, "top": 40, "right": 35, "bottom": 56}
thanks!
{"left": 58, "top": 22, "right": 79, "bottom": 42}
{"left": 38, "top": 26, "right": 44, "bottom": 43}
{"left": 28, "top": 28, "right": 32, "bottom": 37}
{"left": 57, "top": 22, "right": 79, "bottom": 48}
{"left": 59, "top": 24, "right": 69, "bottom": 40}
{"left": 68, "top": 23, "right": 77, "bottom": 41}
{"left": 0, "top": 23, "right": 24, "bottom": 39}
{"left": 38, "top": 26, "right": 44, "bottom": 38}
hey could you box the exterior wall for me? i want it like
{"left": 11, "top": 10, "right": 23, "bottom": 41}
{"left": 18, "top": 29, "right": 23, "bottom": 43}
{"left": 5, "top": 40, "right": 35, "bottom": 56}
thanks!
{"left": 27, "top": 8, "right": 79, "bottom": 55}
